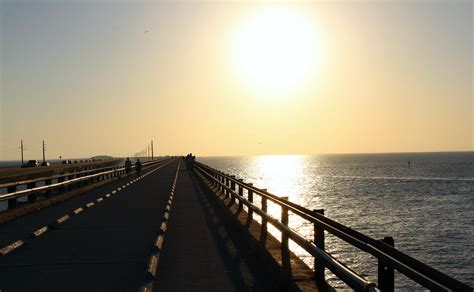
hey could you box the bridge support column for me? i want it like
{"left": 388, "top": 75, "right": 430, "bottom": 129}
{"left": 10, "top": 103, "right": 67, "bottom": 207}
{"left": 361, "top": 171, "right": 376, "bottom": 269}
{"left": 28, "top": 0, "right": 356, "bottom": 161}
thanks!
{"left": 378, "top": 237, "right": 394, "bottom": 292}
{"left": 313, "top": 209, "right": 325, "bottom": 283}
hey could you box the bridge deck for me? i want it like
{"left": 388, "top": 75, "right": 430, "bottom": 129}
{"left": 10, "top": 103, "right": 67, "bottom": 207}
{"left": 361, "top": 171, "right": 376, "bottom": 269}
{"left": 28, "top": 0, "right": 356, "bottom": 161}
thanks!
{"left": 0, "top": 160, "right": 283, "bottom": 291}
{"left": 0, "top": 160, "right": 176, "bottom": 290}
{"left": 153, "top": 163, "right": 277, "bottom": 291}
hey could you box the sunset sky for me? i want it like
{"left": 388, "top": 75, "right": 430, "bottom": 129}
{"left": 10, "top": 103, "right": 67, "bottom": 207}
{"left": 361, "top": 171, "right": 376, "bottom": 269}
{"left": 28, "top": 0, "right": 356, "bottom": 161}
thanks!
{"left": 1, "top": 0, "right": 472, "bottom": 160}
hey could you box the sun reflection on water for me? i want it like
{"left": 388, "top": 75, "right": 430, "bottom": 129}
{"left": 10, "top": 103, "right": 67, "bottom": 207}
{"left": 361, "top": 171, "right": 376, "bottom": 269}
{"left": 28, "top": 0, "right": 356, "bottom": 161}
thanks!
{"left": 253, "top": 155, "right": 304, "bottom": 197}
{"left": 248, "top": 155, "right": 322, "bottom": 265}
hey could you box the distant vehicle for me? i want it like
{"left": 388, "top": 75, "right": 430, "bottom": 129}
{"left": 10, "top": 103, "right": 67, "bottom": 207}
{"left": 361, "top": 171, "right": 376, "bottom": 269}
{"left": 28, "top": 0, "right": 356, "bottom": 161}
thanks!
{"left": 73, "top": 160, "right": 78, "bottom": 163}
{"left": 62, "top": 160, "right": 68, "bottom": 164}
{"left": 41, "top": 161, "right": 50, "bottom": 166}
{"left": 21, "top": 160, "right": 40, "bottom": 168}
{"left": 67, "top": 160, "right": 72, "bottom": 164}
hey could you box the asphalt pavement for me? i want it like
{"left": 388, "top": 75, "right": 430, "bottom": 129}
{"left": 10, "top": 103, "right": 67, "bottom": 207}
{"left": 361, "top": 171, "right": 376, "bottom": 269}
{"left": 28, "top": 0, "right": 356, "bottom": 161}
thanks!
{"left": 0, "top": 160, "right": 178, "bottom": 291}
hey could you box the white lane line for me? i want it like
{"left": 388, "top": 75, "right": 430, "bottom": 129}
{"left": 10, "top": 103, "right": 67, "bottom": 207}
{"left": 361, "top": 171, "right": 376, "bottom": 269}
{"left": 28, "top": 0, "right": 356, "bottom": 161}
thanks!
{"left": 97, "top": 197, "right": 104, "bottom": 203}
{"left": 86, "top": 202, "right": 95, "bottom": 208}
{"left": 0, "top": 240, "right": 24, "bottom": 256}
{"left": 145, "top": 254, "right": 160, "bottom": 280}
{"left": 56, "top": 215, "right": 70, "bottom": 224}
{"left": 153, "top": 235, "right": 164, "bottom": 252}
{"left": 73, "top": 207, "right": 84, "bottom": 214}
{"left": 33, "top": 226, "right": 49, "bottom": 237}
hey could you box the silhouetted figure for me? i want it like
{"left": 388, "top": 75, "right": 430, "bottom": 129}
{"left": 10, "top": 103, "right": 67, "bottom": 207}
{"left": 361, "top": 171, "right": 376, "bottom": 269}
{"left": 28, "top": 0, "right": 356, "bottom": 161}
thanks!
{"left": 408, "top": 160, "right": 411, "bottom": 168}
{"left": 125, "top": 158, "right": 132, "bottom": 176}
{"left": 135, "top": 158, "right": 142, "bottom": 177}
{"left": 186, "top": 153, "right": 195, "bottom": 169}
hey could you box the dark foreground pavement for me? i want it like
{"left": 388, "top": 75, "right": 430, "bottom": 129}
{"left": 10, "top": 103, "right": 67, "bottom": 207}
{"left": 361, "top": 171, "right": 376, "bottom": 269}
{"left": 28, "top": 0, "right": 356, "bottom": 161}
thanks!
{"left": 0, "top": 160, "right": 179, "bottom": 291}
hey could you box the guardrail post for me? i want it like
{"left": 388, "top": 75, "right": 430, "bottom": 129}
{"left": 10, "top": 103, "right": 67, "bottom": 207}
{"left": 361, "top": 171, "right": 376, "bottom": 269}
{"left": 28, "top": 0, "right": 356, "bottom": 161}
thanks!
{"left": 261, "top": 189, "right": 268, "bottom": 234}
{"left": 45, "top": 179, "right": 52, "bottom": 198}
{"left": 7, "top": 185, "right": 17, "bottom": 209}
{"left": 281, "top": 197, "right": 289, "bottom": 249}
{"left": 238, "top": 179, "right": 244, "bottom": 210}
{"left": 27, "top": 182, "right": 36, "bottom": 203}
{"left": 313, "top": 209, "right": 325, "bottom": 283}
{"left": 230, "top": 176, "right": 236, "bottom": 203}
{"left": 68, "top": 174, "right": 74, "bottom": 190}
{"left": 378, "top": 236, "right": 394, "bottom": 292}
{"left": 247, "top": 183, "right": 253, "bottom": 218}
{"left": 219, "top": 174, "right": 224, "bottom": 193}
{"left": 225, "top": 176, "right": 230, "bottom": 198}
{"left": 57, "top": 177, "right": 64, "bottom": 193}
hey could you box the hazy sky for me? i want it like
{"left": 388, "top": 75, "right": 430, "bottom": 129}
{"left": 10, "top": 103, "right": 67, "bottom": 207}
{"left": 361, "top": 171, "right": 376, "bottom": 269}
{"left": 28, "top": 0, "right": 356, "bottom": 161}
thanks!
{"left": 1, "top": 0, "right": 472, "bottom": 160}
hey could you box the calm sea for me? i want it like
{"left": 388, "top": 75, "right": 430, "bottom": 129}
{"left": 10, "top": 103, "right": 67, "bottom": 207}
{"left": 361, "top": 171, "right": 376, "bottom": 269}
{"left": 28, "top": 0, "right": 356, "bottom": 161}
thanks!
{"left": 198, "top": 152, "right": 474, "bottom": 290}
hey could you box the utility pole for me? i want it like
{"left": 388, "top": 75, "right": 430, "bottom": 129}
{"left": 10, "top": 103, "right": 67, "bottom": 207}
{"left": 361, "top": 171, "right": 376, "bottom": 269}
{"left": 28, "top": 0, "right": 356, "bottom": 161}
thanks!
{"left": 151, "top": 140, "right": 154, "bottom": 161}
{"left": 42, "top": 140, "right": 46, "bottom": 163}
{"left": 20, "top": 140, "right": 24, "bottom": 164}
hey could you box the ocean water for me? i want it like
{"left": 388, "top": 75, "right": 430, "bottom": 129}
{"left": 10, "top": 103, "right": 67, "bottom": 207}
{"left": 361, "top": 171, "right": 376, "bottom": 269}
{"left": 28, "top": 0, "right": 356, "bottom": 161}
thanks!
{"left": 198, "top": 152, "right": 474, "bottom": 290}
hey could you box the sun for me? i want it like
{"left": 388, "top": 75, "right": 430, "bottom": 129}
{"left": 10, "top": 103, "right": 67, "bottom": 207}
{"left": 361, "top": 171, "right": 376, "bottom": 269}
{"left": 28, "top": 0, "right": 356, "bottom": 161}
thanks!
{"left": 232, "top": 7, "right": 321, "bottom": 96}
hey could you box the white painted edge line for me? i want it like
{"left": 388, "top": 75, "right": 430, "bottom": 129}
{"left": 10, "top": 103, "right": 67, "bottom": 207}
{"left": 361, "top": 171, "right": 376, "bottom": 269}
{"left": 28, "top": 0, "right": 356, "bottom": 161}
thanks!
{"left": 145, "top": 254, "right": 160, "bottom": 280}
{"left": 97, "top": 197, "right": 104, "bottom": 203}
{"left": 73, "top": 207, "right": 84, "bottom": 214}
{"left": 1, "top": 240, "right": 24, "bottom": 256}
{"left": 122, "top": 185, "right": 126, "bottom": 188}
{"left": 117, "top": 187, "right": 122, "bottom": 191}
{"left": 111, "top": 190, "right": 117, "bottom": 194}
{"left": 86, "top": 202, "right": 95, "bottom": 208}
{"left": 159, "top": 222, "right": 167, "bottom": 233}
{"left": 105, "top": 193, "right": 111, "bottom": 198}
{"left": 56, "top": 215, "right": 70, "bottom": 224}
{"left": 33, "top": 226, "right": 49, "bottom": 237}
{"left": 153, "top": 235, "right": 164, "bottom": 252}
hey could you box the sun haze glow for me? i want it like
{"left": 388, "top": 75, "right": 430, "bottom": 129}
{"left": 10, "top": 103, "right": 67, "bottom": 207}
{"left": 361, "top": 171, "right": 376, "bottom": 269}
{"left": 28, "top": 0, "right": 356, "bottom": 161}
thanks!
{"left": 232, "top": 7, "right": 321, "bottom": 96}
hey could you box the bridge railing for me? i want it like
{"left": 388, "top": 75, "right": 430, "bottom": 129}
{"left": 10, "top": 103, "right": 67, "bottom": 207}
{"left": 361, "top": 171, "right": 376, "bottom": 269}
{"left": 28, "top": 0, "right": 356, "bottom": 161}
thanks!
{"left": 0, "top": 159, "right": 170, "bottom": 212}
{"left": 193, "top": 161, "right": 472, "bottom": 292}
{"left": 0, "top": 161, "right": 124, "bottom": 190}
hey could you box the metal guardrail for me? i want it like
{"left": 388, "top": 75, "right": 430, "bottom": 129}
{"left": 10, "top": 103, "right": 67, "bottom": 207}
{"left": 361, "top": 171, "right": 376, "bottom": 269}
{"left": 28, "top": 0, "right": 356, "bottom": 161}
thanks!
{"left": 0, "top": 159, "right": 170, "bottom": 211}
{"left": 0, "top": 160, "right": 124, "bottom": 189}
{"left": 193, "top": 161, "right": 472, "bottom": 292}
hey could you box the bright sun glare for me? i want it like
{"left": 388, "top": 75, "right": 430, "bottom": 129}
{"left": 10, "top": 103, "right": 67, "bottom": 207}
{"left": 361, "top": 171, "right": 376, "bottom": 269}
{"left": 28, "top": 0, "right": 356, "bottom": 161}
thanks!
{"left": 233, "top": 7, "right": 321, "bottom": 96}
